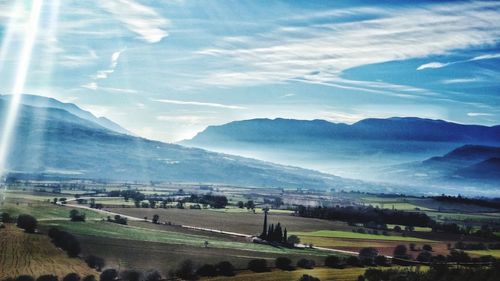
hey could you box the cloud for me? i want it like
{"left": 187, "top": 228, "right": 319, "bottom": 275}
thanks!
{"left": 441, "top": 78, "right": 481, "bottom": 84}
{"left": 82, "top": 49, "right": 134, "bottom": 92}
{"left": 196, "top": 1, "right": 500, "bottom": 98}
{"left": 157, "top": 115, "right": 209, "bottom": 125}
{"left": 151, "top": 98, "right": 245, "bottom": 109}
{"left": 467, "top": 112, "right": 494, "bottom": 117}
{"left": 416, "top": 62, "right": 449, "bottom": 70}
{"left": 470, "top": 53, "right": 500, "bottom": 61}
{"left": 99, "top": 0, "right": 169, "bottom": 43}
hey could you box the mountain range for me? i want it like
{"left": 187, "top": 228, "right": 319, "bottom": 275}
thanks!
{"left": 182, "top": 118, "right": 500, "bottom": 193}
{"left": 0, "top": 95, "right": 359, "bottom": 190}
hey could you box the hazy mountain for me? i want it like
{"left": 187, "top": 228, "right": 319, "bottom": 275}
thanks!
{"left": 384, "top": 145, "right": 500, "bottom": 187}
{"left": 0, "top": 97, "right": 361, "bottom": 190}
{"left": 0, "top": 94, "right": 133, "bottom": 135}
{"left": 181, "top": 118, "right": 500, "bottom": 179}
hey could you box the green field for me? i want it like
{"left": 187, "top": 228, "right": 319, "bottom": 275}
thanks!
{"left": 43, "top": 220, "right": 330, "bottom": 257}
{"left": 1, "top": 202, "right": 103, "bottom": 220}
{"left": 292, "top": 230, "right": 432, "bottom": 242}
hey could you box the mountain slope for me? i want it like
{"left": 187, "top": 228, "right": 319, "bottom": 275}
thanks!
{"left": 0, "top": 94, "right": 133, "bottom": 135}
{"left": 1, "top": 98, "right": 353, "bottom": 190}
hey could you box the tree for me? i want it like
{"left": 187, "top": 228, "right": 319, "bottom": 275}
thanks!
{"left": 245, "top": 200, "right": 255, "bottom": 210}
{"left": 144, "top": 271, "right": 161, "bottom": 281}
{"left": 69, "top": 210, "right": 85, "bottom": 222}
{"left": 275, "top": 257, "right": 294, "bottom": 271}
{"left": 152, "top": 214, "right": 160, "bottom": 224}
{"left": 346, "top": 256, "right": 361, "bottom": 267}
{"left": 237, "top": 201, "right": 244, "bottom": 208}
{"left": 287, "top": 235, "right": 300, "bottom": 245}
{"left": 63, "top": 273, "right": 80, "bottom": 281}
{"left": 393, "top": 245, "right": 409, "bottom": 259}
{"left": 85, "top": 255, "right": 105, "bottom": 271}
{"left": 325, "top": 256, "right": 343, "bottom": 268}
{"left": 197, "top": 264, "right": 217, "bottom": 277}
{"left": 1, "top": 212, "right": 11, "bottom": 223}
{"left": 359, "top": 247, "right": 379, "bottom": 265}
{"left": 417, "top": 251, "right": 433, "bottom": 262}
{"left": 16, "top": 214, "right": 37, "bottom": 233}
{"left": 297, "top": 258, "right": 315, "bottom": 269}
{"left": 82, "top": 276, "right": 96, "bottom": 281}
{"left": 120, "top": 270, "right": 142, "bottom": 281}
{"left": 100, "top": 269, "right": 118, "bottom": 281}
{"left": 176, "top": 259, "right": 197, "bottom": 280}
{"left": 248, "top": 259, "right": 268, "bottom": 272}
{"left": 16, "top": 276, "right": 35, "bottom": 281}
{"left": 423, "top": 244, "right": 433, "bottom": 252}
{"left": 36, "top": 275, "right": 58, "bottom": 281}
{"left": 374, "top": 255, "right": 389, "bottom": 266}
{"left": 216, "top": 261, "right": 235, "bottom": 276}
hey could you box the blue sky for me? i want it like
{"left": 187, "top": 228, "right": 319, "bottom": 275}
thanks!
{"left": 0, "top": 0, "right": 499, "bottom": 142}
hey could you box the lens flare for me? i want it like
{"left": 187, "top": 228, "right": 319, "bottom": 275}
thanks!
{"left": 0, "top": 0, "right": 44, "bottom": 200}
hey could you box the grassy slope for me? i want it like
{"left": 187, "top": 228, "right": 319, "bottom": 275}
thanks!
{"left": 0, "top": 224, "right": 96, "bottom": 279}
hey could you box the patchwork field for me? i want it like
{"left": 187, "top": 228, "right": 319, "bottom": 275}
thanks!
{"left": 0, "top": 224, "right": 96, "bottom": 279}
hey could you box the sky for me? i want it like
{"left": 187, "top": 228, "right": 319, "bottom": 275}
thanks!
{"left": 0, "top": 0, "right": 499, "bottom": 142}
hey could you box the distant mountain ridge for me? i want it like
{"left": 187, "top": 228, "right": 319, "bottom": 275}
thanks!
{"left": 0, "top": 94, "right": 133, "bottom": 135}
{"left": 184, "top": 117, "right": 500, "bottom": 144}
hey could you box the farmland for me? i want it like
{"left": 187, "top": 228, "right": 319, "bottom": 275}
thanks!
{"left": 0, "top": 224, "right": 96, "bottom": 279}
{"left": 206, "top": 267, "right": 367, "bottom": 281}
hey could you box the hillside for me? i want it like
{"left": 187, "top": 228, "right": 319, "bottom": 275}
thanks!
{"left": 1, "top": 97, "right": 353, "bottom": 190}
{"left": 0, "top": 224, "right": 96, "bottom": 279}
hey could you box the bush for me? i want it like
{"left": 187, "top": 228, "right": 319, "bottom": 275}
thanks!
{"left": 16, "top": 214, "right": 37, "bottom": 233}
{"left": 216, "top": 261, "right": 235, "bottom": 276}
{"left": 417, "top": 251, "right": 433, "bottom": 262}
{"left": 120, "top": 270, "right": 142, "bottom": 281}
{"left": 275, "top": 257, "right": 294, "bottom": 271}
{"left": 422, "top": 244, "right": 433, "bottom": 251}
{"left": 48, "top": 228, "right": 81, "bottom": 257}
{"left": 85, "top": 255, "right": 105, "bottom": 271}
{"left": 248, "top": 259, "right": 268, "bottom": 272}
{"left": 1, "top": 212, "right": 11, "bottom": 223}
{"left": 197, "top": 264, "right": 217, "bottom": 277}
{"left": 36, "top": 275, "right": 58, "bottom": 281}
{"left": 325, "top": 256, "right": 343, "bottom": 268}
{"left": 287, "top": 235, "right": 301, "bottom": 245}
{"left": 298, "top": 274, "right": 320, "bottom": 281}
{"left": 176, "top": 260, "right": 197, "bottom": 280}
{"left": 359, "top": 247, "right": 379, "bottom": 265}
{"left": 393, "top": 245, "right": 409, "bottom": 259}
{"left": 374, "top": 255, "right": 390, "bottom": 266}
{"left": 297, "top": 258, "right": 316, "bottom": 269}
{"left": 346, "top": 256, "right": 361, "bottom": 267}
{"left": 144, "top": 271, "right": 161, "bottom": 281}
{"left": 63, "top": 273, "right": 80, "bottom": 281}
{"left": 100, "top": 269, "right": 118, "bottom": 281}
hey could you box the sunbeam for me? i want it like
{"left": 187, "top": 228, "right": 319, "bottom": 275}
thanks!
{"left": 0, "top": 0, "right": 44, "bottom": 200}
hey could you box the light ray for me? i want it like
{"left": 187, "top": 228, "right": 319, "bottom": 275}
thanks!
{"left": 0, "top": 0, "right": 44, "bottom": 200}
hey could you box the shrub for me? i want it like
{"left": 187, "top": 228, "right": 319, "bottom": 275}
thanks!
{"left": 248, "top": 259, "right": 268, "bottom": 272}
{"left": 1, "top": 212, "right": 11, "bottom": 223}
{"left": 298, "top": 274, "right": 320, "bottom": 281}
{"left": 216, "top": 261, "right": 235, "bottom": 276}
{"left": 100, "top": 269, "right": 118, "bottom": 281}
{"left": 417, "top": 251, "right": 433, "bottom": 262}
{"left": 176, "top": 260, "right": 197, "bottom": 280}
{"left": 144, "top": 271, "right": 161, "bottom": 281}
{"left": 16, "top": 214, "right": 37, "bottom": 233}
{"left": 63, "top": 273, "right": 80, "bottom": 281}
{"left": 359, "top": 247, "right": 379, "bottom": 265}
{"left": 275, "top": 257, "right": 294, "bottom": 271}
{"left": 346, "top": 256, "right": 361, "bottom": 267}
{"left": 324, "top": 256, "right": 343, "bottom": 268}
{"left": 423, "top": 244, "right": 433, "bottom": 252}
{"left": 374, "top": 255, "right": 390, "bottom": 266}
{"left": 297, "top": 258, "right": 315, "bottom": 269}
{"left": 82, "top": 276, "right": 96, "bottom": 281}
{"left": 197, "top": 264, "right": 217, "bottom": 277}
{"left": 287, "top": 235, "right": 301, "bottom": 245}
{"left": 36, "top": 275, "right": 58, "bottom": 281}
{"left": 120, "top": 270, "right": 142, "bottom": 281}
{"left": 85, "top": 255, "right": 105, "bottom": 271}
{"left": 393, "top": 245, "right": 410, "bottom": 259}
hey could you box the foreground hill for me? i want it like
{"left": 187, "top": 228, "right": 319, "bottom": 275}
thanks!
{"left": 0, "top": 224, "right": 96, "bottom": 279}
{"left": 1, "top": 97, "right": 353, "bottom": 190}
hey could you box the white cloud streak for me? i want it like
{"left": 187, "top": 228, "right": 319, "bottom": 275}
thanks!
{"left": 99, "top": 0, "right": 169, "bottom": 43}
{"left": 197, "top": 1, "right": 500, "bottom": 97}
{"left": 151, "top": 98, "right": 245, "bottom": 109}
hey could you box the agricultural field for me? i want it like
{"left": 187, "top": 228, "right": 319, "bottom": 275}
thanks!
{"left": 0, "top": 224, "right": 96, "bottom": 279}
{"left": 466, "top": 250, "right": 500, "bottom": 258}
{"left": 291, "top": 230, "right": 432, "bottom": 242}
{"left": 204, "top": 267, "right": 367, "bottom": 281}
{"left": 105, "top": 207, "right": 350, "bottom": 235}
{"left": 1, "top": 201, "right": 103, "bottom": 221}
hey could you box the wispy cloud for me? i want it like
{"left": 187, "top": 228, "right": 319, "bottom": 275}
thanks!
{"left": 151, "top": 98, "right": 245, "bottom": 109}
{"left": 417, "top": 62, "right": 449, "bottom": 70}
{"left": 441, "top": 78, "right": 481, "bottom": 84}
{"left": 467, "top": 112, "right": 494, "bottom": 117}
{"left": 417, "top": 53, "right": 500, "bottom": 71}
{"left": 99, "top": 0, "right": 169, "bottom": 43}
{"left": 197, "top": 1, "right": 500, "bottom": 99}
